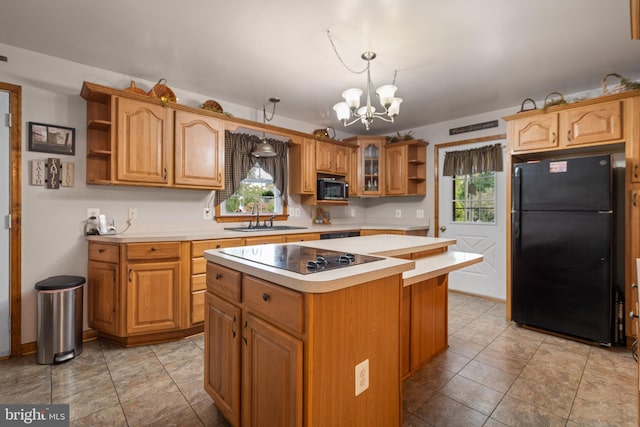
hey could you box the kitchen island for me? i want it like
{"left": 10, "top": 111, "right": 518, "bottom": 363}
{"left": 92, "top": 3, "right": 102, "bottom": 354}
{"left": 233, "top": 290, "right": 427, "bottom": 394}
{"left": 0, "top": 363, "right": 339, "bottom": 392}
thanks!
{"left": 203, "top": 235, "right": 482, "bottom": 427}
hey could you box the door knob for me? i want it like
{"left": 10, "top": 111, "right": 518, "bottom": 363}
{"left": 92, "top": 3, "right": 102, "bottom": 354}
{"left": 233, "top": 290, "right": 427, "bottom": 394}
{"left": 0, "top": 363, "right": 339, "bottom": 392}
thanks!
{"left": 440, "top": 226, "right": 446, "bottom": 232}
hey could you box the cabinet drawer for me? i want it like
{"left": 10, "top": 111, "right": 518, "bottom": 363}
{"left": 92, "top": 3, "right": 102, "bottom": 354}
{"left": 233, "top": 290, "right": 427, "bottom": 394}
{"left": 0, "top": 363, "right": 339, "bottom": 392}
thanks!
{"left": 191, "top": 290, "right": 205, "bottom": 324}
{"left": 192, "top": 257, "right": 206, "bottom": 275}
{"left": 207, "top": 262, "right": 241, "bottom": 302}
{"left": 243, "top": 275, "right": 303, "bottom": 334}
{"left": 127, "top": 242, "right": 181, "bottom": 260}
{"left": 192, "top": 238, "right": 243, "bottom": 257}
{"left": 89, "top": 243, "right": 119, "bottom": 263}
{"left": 192, "top": 273, "right": 206, "bottom": 292}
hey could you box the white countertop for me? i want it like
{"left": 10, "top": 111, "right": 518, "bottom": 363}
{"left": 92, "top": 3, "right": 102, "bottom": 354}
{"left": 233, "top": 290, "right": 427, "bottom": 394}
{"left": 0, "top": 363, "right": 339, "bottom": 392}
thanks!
{"left": 86, "top": 222, "right": 429, "bottom": 243}
{"left": 204, "top": 235, "right": 459, "bottom": 293}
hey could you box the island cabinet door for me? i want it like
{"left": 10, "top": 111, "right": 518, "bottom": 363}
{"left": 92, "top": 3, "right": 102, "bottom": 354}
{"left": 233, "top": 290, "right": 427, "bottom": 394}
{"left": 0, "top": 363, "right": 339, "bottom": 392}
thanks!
{"left": 242, "top": 313, "right": 302, "bottom": 427}
{"left": 205, "top": 293, "right": 241, "bottom": 427}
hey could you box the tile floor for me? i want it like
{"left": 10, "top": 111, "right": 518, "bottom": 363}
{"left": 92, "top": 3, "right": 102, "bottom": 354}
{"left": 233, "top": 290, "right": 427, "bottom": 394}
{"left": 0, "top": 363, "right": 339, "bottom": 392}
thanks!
{"left": 0, "top": 292, "right": 636, "bottom": 426}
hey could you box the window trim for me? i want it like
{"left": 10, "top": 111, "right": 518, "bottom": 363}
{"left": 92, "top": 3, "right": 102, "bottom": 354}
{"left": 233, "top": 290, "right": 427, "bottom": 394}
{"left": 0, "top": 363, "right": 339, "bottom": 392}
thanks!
{"left": 451, "top": 171, "right": 497, "bottom": 225}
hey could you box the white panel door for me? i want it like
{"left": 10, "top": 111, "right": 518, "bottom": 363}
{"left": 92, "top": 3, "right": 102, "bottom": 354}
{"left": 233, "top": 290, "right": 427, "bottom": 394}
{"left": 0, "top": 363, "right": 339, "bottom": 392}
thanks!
{"left": 437, "top": 140, "right": 506, "bottom": 300}
{"left": 0, "top": 91, "right": 9, "bottom": 356}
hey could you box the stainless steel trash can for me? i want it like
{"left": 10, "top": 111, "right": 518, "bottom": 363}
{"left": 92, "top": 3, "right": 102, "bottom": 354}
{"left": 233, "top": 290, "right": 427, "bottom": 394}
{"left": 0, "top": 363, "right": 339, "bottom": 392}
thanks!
{"left": 35, "top": 275, "right": 85, "bottom": 364}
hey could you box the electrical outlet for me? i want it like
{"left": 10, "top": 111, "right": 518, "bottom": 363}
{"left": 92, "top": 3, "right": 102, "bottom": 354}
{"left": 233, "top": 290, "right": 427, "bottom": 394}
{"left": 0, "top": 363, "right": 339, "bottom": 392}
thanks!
{"left": 416, "top": 209, "right": 424, "bottom": 218}
{"left": 351, "top": 208, "right": 356, "bottom": 217}
{"left": 355, "top": 359, "right": 369, "bottom": 396}
{"left": 294, "top": 207, "right": 301, "bottom": 217}
{"left": 128, "top": 208, "right": 138, "bottom": 222}
{"left": 395, "top": 209, "right": 402, "bottom": 218}
{"left": 87, "top": 208, "right": 100, "bottom": 219}
{"left": 203, "top": 207, "right": 212, "bottom": 220}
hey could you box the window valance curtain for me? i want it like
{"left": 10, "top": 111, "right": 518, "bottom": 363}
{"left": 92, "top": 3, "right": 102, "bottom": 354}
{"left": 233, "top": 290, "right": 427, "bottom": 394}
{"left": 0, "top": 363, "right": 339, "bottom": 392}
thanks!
{"left": 214, "top": 131, "right": 289, "bottom": 206}
{"left": 442, "top": 143, "right": 503, "bottom": 176}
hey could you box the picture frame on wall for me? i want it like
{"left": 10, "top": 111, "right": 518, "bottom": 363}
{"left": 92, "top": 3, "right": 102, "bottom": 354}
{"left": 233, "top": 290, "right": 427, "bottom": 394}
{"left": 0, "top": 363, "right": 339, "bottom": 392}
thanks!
{"left": 28, "top": 122, "right": 75, "bottom": 155}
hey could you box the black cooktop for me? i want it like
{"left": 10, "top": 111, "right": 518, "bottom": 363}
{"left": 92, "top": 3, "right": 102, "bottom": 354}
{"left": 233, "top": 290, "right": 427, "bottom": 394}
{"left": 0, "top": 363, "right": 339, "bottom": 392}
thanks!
{"left": 220, "top": 244, "right": 384, "bottom": 274}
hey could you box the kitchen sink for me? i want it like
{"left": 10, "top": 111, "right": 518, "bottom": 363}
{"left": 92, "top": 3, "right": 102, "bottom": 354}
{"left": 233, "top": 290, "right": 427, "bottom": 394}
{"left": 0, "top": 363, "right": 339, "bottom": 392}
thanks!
{"left": 224, "top": 225, "right": 308, "bottom": 232}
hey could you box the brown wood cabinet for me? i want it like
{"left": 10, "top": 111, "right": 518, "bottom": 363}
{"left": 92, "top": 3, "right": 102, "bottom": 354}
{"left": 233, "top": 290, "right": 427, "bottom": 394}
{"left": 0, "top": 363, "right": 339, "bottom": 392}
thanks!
{"left": 315, "top": 139, "right": 350, "bottom": 175}
{"left": 88, "top": 243, "right": 120, "bottom": 335}
{"left": 628, "top": 185, "right": 640, "bottom": 339}
{"left": 385, "top": 140, "right": 427, "bottom": 196}
{"left": 81, "top": 82, "right": 224, "bottom": 189}
{"left": 345, "top": 135, "right": 386, "bottom": 196}
{"left": 205, "top": 261, "right": 402, "bottom": 426}
{"left": 403, "top": 276, "right": 447, "bottom": 377}
{"left": 174, "top": 110, "right": 224, "bottom": 188}
{"left": 289, "top": 137, "right": 316, "bottom": 194}
{"left": 116, "top": 97, "right": 172, "bottom": 185}
{"left": 191, "top": 238, "right": 243, "bottom": 326}
{"left": 205, "top": 291, "right": 242, "bottom": 427}
{"left": 508, "top": 99, "right": 624, "bottom": 154}
{"left": 87, "top": 240, "right": 193, "bottom": 346}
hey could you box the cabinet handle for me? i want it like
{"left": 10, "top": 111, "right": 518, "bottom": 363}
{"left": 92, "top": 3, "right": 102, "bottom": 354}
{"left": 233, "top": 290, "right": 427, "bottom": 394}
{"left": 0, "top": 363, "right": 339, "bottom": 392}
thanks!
{"left": 128, "top": 268, "right": 132, "bottom": 282}
{"left": 232, "top": 315, "right": 237, "bottom": 338}
{"left": 163, "top": 168, "right": 167, "bottom": 180}
{"left": 630, "top": 311, "right": 639, "bottom": 320}
{"left": 215, "top": 243, "right": 221, "bottom": 248}
{"left": 633, "top": 283, "right": 638, "bottom": 289}
{"left": 150, "top": 246, "right": 156, "bottom": 252}
{"left": 633, "top": 192, "right": 638, "bottom": 207}
{"left": 98, "top": 248, "right": 105, "bottom": 253}
{"left": 242, "top": 320, "right": 248, "bottom": 345}
{"left": 567, "top": 130, "right": 571, "bottom": 141}
{"left": 215, "top": 273, "right": 222, "bottom": 280}
{"left": 262, "top": 293, "right": 270, "bottom": 302}
{"left": 218, "top": 173, "right": 221, "bottom": 182}
{"left": 635, "top": 164, "right": 639, "bottom": 179}
{"left": 551, "top": 132, "right": 556, "bottom": 144}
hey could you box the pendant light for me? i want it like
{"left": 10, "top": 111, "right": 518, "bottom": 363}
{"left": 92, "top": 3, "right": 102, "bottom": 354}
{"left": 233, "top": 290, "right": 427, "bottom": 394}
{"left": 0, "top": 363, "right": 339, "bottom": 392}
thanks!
{"left": 252, "top": 97, "right": 280, "bottom": 158}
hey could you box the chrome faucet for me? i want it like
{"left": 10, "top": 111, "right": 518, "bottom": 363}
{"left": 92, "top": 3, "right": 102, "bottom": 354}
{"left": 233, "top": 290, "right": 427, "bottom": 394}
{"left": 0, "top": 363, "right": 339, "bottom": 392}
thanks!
{"left": 251, "top": 203, "right": 260, "bottom": 228}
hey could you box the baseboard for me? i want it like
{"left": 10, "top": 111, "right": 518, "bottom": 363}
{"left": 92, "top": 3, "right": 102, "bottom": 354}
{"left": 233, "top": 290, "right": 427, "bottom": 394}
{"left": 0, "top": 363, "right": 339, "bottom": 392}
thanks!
{"left": 448, "top": 288, "right": 506, "bottom": 304}
{"left": 20, "top": 329, "right": 99, "bottom": 356}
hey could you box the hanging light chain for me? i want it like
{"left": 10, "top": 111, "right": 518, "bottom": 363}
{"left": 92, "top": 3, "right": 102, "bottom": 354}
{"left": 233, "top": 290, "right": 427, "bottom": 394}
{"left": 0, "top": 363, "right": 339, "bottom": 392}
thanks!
{"left": 326, "top": 30, "right": 368, "bottom": 75}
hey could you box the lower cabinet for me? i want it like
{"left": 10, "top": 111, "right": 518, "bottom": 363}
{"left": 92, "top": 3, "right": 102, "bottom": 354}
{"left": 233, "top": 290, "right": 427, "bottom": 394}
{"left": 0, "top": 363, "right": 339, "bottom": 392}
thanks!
{"left": 205, "top": 292, "right": 241, "bottom": 426}
{"left": 87, "top": 240, "right": 191, "bottom": 345}
{"left": 126, "top": 260, "right": 182, "bottom": 335}
{"left": 401, "top": 275, "right": 448, "bottom": 378}
{"left": 242, "top": 314, "right": 302, "bottom": 427}
{"left": 205, "top": 261, "right": 402, "bottom": 427}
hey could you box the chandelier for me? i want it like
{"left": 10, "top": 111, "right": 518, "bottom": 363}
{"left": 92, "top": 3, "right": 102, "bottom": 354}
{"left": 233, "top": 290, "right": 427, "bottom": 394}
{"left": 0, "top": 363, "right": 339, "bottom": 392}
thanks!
{"left": 331, "top": 51, "right": 403, "bottom": 131}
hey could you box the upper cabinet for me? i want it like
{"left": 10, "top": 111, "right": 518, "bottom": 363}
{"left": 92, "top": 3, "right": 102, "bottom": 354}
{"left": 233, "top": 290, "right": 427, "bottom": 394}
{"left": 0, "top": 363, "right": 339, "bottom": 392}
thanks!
{"left": 385, "top": 140, "right": 427, "bottom": 196}
{"left": 315, "top": 139, "right": 350, "bottom": 175}
{"left": 82, "top": 82, "right": 225, "bottom": 189}
{"left": 507, "top": 98, "right": 624, "bottom": 154}
{"left": 345, "top": 136, "right": 386, "bottom": 196}
{"left": 116, "top": 97, "right": 172, "bottom": 185}
{"left": 174, "top": 111, "right": 224, "bottom": 188}
{"left": 289, "top": 137, "right": 316, "bottom": 194}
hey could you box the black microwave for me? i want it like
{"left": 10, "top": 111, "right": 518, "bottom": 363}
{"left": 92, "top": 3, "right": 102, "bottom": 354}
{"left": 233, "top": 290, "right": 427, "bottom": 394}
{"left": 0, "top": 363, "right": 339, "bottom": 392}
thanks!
{"left": 317, "top": 178, "right": 349, "bottom": 201}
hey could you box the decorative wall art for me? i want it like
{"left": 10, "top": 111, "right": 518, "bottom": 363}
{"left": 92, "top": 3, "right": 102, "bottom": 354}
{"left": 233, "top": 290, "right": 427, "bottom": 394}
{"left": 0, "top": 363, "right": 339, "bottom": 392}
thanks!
{"left": 45, "top": 158, "right": 61, "bottom": 189}
{"left": 31, "top": 159, "right": 75, "bottom": 188}
{"left": 28, "top": 122, "right": 75, "bottom": 155}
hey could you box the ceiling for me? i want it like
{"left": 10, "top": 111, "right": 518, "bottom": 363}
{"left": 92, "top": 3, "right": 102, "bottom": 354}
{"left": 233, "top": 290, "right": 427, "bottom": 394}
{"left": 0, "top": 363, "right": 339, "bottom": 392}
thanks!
{"left": 1, "top": 0, "right": 640, "bottom": 135}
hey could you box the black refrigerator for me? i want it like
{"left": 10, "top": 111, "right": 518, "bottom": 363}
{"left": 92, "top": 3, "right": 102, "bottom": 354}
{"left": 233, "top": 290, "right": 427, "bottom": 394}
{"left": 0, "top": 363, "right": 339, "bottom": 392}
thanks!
{"left": 511, "top": 155, "right": 613, "bottom": 344}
